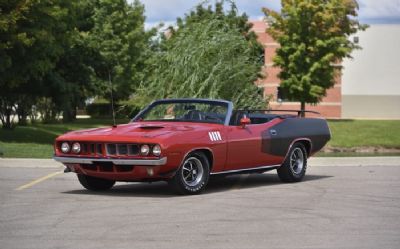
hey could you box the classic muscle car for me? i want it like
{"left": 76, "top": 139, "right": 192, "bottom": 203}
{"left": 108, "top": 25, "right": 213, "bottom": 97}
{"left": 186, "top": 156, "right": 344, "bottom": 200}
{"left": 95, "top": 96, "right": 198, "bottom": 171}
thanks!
{"left": 54, "top": 98, "right": 331, "bottom": 194}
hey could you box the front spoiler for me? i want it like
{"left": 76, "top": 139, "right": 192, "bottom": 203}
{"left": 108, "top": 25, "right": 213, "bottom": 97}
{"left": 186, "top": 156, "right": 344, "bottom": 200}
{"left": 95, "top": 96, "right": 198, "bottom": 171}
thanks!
{"left": 53, "top": 156, "right": 167, "bottom": 166}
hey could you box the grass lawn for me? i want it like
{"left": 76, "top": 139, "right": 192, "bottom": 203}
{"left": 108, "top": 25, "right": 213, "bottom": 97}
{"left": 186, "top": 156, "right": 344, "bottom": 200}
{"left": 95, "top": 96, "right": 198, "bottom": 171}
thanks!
{"left": 328, "top": 120, "right": 400, "bottom": 148}
{"left": 0, "top": 119, "right": 128, "bottom": 158}
{"left": 0, "top": 119, "right": 399, "bottom": 158}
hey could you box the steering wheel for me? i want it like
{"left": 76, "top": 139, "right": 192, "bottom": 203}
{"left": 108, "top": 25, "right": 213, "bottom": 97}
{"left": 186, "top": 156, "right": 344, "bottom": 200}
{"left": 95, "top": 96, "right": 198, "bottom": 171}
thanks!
{"left": 186, "top": 110, "right": 203, "bottom": 121}
{"left": 204, "top": 114, "right": 222, "bottom": 123}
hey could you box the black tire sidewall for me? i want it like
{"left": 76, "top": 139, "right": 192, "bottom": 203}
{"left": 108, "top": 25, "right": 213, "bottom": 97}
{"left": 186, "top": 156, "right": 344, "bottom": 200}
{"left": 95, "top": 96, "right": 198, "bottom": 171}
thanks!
{"left": 171, "top": 152, "right": 210, "bottom": 194}
{"left": 278, "top": 143, "right": 307, "bottom": 182}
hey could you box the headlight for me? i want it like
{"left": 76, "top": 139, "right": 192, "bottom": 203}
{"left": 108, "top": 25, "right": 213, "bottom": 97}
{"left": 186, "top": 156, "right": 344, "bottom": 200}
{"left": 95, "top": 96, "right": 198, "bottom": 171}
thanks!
{"left": 152, "top": 144, "right": 161, "bottom": 156}
{"left": 61, "top": 142, "right": 70, "bottom": 153}
{"left": 140, "top": 144, "right": 150, "bottom": 156}
{"left": 71, "top": 142, "right": 81, "bottom": 154}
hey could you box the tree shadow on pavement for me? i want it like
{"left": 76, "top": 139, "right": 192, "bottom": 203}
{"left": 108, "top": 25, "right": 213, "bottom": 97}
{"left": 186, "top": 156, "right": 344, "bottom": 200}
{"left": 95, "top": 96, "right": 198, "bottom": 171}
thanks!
{"left": 61, "top": 173, "right": 332, "bottom": 198}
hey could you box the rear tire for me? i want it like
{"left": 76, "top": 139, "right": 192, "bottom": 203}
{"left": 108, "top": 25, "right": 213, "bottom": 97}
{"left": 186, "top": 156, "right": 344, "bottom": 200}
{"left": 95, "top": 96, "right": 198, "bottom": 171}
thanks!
{"left": 77, "top": 174, "right": 115, "bottom": 191}
{"left": 277, "top": 143, "right": 307, "bottom": 182}
{"left": 169, "top": 152, "right": 210, "bottom": 195}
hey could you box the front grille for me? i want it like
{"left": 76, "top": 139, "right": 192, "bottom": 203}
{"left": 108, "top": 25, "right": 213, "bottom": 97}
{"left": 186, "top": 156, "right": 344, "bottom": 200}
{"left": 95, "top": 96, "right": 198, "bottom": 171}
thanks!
{"left": 80, "top": 142, "right": 103, "bottom": 155}
{"left": 81, "top": 163, "right": 134, "bottom": 173}
{"left": 106, "top": 144, "right": 140, "bottom": 156}
{"left": 58, "top": 141, "right": 142, "bottom": 157}
{"left": 117, "top": 144, "right": 127, "bottom": 154}
{"left": 107, "top": 144, "right": 116, "bottom": 155}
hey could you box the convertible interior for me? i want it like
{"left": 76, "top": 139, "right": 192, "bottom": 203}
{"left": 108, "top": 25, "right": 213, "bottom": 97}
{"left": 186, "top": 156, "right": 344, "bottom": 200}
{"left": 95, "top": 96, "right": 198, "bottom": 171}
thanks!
{"left": 182, "top": 109, "right": 281, "bottom": 125}
{"left": 229, "top": 111, "right": 280, "bottom": 126}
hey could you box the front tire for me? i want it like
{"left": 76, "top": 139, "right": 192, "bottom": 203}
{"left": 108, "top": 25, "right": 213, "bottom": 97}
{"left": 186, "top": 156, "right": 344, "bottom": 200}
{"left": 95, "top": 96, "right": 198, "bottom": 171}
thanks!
{"left": 169, "top": 152, "right": 210, "bottom": 195}
{"left": 277, "top": 143, "right": 307, "bottom": 182}
{"left": 77, "top": 174, "right": 115, "bottom": 191}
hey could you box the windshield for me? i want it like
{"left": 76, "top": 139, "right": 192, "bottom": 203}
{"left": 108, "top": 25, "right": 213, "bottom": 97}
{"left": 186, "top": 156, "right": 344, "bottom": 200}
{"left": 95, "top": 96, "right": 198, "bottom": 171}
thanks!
{"left": 134, "top": 100, "right": 229, "bottom": 124}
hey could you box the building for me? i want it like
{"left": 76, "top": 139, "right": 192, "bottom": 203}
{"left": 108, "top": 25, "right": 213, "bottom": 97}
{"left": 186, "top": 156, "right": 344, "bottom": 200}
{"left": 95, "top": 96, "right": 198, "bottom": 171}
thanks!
{"left": 341, "top": 24, "right": 400, "bottom": 119}
{"left": 251, "top": 20, "right": 342, "bottom": 118}
{"left": 251, "top": 21, "right": 400, "bottom": 119}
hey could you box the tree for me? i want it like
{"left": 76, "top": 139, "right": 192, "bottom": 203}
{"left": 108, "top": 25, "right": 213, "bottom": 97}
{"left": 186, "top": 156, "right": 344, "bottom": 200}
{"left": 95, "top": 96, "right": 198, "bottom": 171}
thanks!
{"left": 138, "top": 1, "right": 266, "bottom": 109}
{"left": 41, "top": 0, "right": 101, "bottom": 122}
{"left": 88, "top": 0, "right": 152, "bottom": 102}
{"left": 0, "top": 0, "right": 73, "bottom": 128}
{"left": 0, "top": 0, "right": 152, "bottom": 127}
{"left": 263, "top": 0, "right": 367, "bottom": 115}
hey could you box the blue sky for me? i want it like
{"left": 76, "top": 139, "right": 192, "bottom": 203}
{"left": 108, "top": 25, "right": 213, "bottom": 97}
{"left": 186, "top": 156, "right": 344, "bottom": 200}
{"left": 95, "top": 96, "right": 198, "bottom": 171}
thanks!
{"left": 137, "top": 0, "right": 400, "bottom": 28}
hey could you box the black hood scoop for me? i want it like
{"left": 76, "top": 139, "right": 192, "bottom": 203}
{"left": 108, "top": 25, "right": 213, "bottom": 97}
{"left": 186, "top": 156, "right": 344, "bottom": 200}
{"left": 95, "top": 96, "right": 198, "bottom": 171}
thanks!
{"left": 138, "top": 125, "right": 165, "bottom": 129}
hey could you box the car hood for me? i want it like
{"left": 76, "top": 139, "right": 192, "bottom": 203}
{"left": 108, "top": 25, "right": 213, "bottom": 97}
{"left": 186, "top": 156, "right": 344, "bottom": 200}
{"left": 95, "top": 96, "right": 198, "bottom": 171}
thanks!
{"left": 57, "top": 121, "right": 222, "bottom": 142}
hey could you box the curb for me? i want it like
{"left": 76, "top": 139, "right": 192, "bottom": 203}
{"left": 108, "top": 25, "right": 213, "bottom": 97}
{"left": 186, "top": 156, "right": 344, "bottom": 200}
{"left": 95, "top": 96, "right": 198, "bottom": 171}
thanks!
{"left": 309, "top": 157, "right": 400, "bottom": 167}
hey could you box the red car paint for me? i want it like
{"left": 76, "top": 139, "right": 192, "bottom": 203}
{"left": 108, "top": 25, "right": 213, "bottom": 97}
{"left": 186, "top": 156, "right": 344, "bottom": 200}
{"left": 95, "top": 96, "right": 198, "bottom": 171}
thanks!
{"left": 53, "top": 99, "right": 330, "bottom": 184}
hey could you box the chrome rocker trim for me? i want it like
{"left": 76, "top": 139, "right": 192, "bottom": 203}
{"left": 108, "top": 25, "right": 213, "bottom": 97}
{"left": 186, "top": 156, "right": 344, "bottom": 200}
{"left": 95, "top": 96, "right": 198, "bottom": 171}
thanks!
{"left": 210, "top": 164, "right": 280, "bottom": 175}
{"left": 53, "top": 156, "right": 167, "bottom": 166}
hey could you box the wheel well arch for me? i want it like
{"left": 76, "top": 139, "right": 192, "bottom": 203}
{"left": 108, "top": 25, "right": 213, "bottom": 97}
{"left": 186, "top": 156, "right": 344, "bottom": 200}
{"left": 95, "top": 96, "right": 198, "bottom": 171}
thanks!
{"left": 184, "top": 148, "right": 214, "bottom": 171}
{"left": 295, "top": 139, "right": 312, "bottom": 157}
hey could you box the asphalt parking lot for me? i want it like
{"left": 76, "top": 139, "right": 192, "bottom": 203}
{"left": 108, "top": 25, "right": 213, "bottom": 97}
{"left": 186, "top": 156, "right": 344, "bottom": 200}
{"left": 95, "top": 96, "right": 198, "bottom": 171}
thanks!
{"left": 1, "top": 158, "right": 400, "bottom": 249}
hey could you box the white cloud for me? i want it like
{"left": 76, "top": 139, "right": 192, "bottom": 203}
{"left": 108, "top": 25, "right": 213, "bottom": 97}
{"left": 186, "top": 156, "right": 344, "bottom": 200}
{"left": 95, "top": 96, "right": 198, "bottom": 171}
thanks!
{"left": 136, "top": 0, "right": 400, "bottom": 25}
{"left": 140, "top": 0, "right": 195, "bottom": 23}
{"left": 139, "top": 0, "right": 280, "bottom": 24}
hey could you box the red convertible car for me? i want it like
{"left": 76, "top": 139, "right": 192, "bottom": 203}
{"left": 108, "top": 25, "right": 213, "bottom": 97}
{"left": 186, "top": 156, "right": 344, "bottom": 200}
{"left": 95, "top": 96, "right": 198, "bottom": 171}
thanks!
{"left": 54, "top": 98, "right": 330, "bottom": 194}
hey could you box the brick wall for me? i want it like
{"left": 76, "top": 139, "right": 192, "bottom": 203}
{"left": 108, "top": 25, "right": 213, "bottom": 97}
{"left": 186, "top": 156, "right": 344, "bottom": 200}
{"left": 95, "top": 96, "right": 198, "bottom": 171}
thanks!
{"left": 251, "top": 20, "right": 342, "bottom": 118}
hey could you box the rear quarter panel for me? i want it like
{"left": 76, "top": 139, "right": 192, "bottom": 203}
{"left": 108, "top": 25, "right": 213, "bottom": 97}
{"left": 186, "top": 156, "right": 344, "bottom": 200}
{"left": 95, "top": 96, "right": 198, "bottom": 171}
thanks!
{"left": 262, "top": 118, "right": 331, "bottom": 157}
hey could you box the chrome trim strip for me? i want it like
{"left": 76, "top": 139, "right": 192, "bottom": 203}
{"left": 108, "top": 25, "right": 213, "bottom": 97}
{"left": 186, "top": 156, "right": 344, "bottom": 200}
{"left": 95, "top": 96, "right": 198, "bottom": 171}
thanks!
{"left": 210, "top": 164, "right": 280, "bottom": 175}
{"left": 283, "top": 138, "right": 312, "bottom": 161}
{"left": 53, "top": 156, "right": 167, "bottom": 166}
{"left": 178, "top": 147, "right": 214, "bottom": 170}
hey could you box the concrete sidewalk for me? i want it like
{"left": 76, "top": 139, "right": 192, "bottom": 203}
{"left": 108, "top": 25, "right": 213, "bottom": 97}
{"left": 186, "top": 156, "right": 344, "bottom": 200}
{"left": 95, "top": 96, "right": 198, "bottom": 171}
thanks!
{"left": 0, "top": 156, "right": 399, "bottom": 168}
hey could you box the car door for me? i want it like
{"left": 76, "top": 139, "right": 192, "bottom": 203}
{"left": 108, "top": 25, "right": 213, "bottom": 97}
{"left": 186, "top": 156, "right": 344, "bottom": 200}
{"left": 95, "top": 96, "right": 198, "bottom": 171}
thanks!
{"left": 225, "top": 121, "right": 283, "bottom": 171}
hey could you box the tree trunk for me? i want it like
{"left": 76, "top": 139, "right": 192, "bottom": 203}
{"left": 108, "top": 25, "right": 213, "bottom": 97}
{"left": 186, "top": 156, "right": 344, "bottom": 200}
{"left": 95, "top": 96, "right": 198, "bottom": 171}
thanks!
{"left": 300, "top": 101, "right": 306, "bottom": 117}
{"left": 3, "top": 108, "right": 13, "bottom": 129}
{"left": 62, "top": 98, "right": 77, "bottom": 123}
{"left": 62, "top": 106, "right": 76, "bottom": 123}
{"left": 17, "top": 106, "right": 28, "bottom": 126}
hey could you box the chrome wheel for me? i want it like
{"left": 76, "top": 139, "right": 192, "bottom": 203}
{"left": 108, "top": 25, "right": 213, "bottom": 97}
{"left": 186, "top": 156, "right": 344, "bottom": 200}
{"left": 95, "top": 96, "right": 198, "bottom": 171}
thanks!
{"left": 182, "top": 157, "right": 204, "bottom": 187}
{"left": 169, "top": 151, "right": 210, "bottom": 195}
{"left": 277, "top": 143, "right": 307, "bottom": 183}
{"left": 290, "top": 147, "right": 304, "bottom": 175}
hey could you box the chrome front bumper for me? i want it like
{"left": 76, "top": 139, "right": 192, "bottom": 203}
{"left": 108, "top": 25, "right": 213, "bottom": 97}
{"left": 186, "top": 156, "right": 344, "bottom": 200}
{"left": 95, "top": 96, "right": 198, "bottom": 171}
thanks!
{"left": 53, "top": 156, "right": 167, "bottom": 166}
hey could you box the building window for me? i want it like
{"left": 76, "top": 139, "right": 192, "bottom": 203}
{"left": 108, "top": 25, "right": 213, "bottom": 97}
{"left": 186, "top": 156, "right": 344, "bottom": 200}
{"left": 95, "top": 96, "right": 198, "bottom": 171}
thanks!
{"left": 277, "top": 86, "right": 285, "bottom": 103}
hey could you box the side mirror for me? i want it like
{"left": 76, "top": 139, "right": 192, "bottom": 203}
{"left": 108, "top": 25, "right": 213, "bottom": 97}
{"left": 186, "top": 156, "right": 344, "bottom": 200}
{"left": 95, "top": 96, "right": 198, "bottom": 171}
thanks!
{"left": 240, "top": 115, "right": 251, "bottom": 128}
